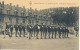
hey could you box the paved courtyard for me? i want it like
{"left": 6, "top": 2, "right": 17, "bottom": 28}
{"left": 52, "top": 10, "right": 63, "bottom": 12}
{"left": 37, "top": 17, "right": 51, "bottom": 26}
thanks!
{"left": 0, "top": 34, "right": 79, "bottom": 50}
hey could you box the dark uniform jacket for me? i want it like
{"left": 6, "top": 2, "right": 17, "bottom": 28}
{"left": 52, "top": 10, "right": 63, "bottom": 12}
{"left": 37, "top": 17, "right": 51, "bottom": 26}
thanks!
{"left": 14, "top": 25, "right": 18, "bottom": 31}
{"left": 47, "top": 26, "right": 51, "bottom": 33}
{"left": 27, "top": 25, "right": 32, "bottom": 32}
{"left": 18, "top": 25, "right": 22, "bottom": 31}
{"left": 10, "top": 25, "right": 13, "bottom": 32}
{"left": 22, "top": 26, "right": 25, "bottom": 32}
{"left": 43, "top": 25, "right": 47, "bottom": 32}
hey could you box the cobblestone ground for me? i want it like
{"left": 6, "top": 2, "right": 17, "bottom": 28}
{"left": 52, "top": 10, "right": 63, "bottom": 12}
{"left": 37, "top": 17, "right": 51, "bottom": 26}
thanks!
{"left": 0, "top": 33, "right": 79, "bottom": 50}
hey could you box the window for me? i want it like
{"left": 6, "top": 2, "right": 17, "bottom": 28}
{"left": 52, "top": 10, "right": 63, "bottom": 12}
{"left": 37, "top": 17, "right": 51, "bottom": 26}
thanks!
{"left": 28, "top": 20, "right": 31, "bottom": 24}
{"left": 23, "top": 18, "right": 25, "bottom": 23}
{"left": 16, "top": 18, "right": 19, "bottom": 24}
{"left": 9, "top": 17, "right": 12, "bottom": 23}
{"left": 14, "top": 10, "right": 18, "bottom": 16}
{"left": 7, "top": 10, "right": 10, "bottom": 15}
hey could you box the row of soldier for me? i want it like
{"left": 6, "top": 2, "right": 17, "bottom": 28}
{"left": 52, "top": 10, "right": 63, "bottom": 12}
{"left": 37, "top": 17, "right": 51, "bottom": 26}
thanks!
{"left": 5, "top": 24, "right": 69, "bottom": 39}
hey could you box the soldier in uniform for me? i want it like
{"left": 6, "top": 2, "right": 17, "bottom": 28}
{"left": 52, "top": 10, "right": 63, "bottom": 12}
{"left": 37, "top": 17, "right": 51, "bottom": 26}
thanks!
{"left": 27, "top": 24, "right": 32, "bottom": 39}
{"left": 10, "top": 24, "right": 13, "bottom": 37}
{"left": 51, "top": 26, "right": 54, "bottom": 39}
{"left": 31, "top": 26, "right": 34, "bottom": 37}
{"left": 6, "top": 23, "right": 10, "bottom": 37}
{"left": 40, "top": 24, "right": 44, "bottom": 39}
{"left": 36, "top": 24, "right": 40, "bottom": 39}
{"left": 34, "top": 24, "right": 40, "bottom": 39}
{"left": 61, "top": 27, "right": 65, "bottom": 38}
{"left": 66, "top": 27, "right": 69, "bottom": 38}
{"left": 18, "top": 24, "right": 22, "bottom": 37}
{"left": 14, "top": 24, "right": 18, "bottom": 37}
{"left": 64, "top": 27, "right": 67, "bottom": 38}
{"left": 22, "top": 25, "right": 26, "bottom": 37}
{"left": 54, "top": 26, "right": 57, "bottom": 38}
{"left": 33, "top": 25, "right": 36, "bottom": 37}
{"left": 47, "top": 26, "right": 51, "bottom": 39}
{"left": 57, "top": 26, "right": 61, "bottom": 38}
{"left": 43, "top": 25, "right": 47, "bottom": 39}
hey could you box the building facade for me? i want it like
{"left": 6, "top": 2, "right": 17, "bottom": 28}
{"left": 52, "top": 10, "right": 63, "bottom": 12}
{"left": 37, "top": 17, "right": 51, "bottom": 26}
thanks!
{"left": 0, "top": 1, "right": 53, "bottom": 31}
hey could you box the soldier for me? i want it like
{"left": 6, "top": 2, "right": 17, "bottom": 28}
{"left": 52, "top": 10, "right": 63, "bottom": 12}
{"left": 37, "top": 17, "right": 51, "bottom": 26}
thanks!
{"left": 54, "top": 26, "right": 57, "bottom": 38}
{"left": 22, "top": 25, "right": 26, "bottom": 37}
{"left": 62, "top": 27, "right": 65, "bottom": 38}
{"left": 43, "top": 25, "right": 47, "bottom": 39}
{"left": 51, "top": 26, "right": 54, "bottom": 39}
{"left": 14, "top": 24, "right": 18, "bottom": 37}
{"left": 64, "top": 27, "right": 67, "bottom": 38}
{"left": 18, "top": 24, "right": 22, "bottom": 37}
{"left": 6, "top": 24, "right": 10, "bottom": 37}
{"left": 36, "top": 24, "right": 40, "bottom": 39}
{"left": 74, "top": 26, "right": 78, "bottom": 37}
{"left": 10, "top": 24, "right": 13, "bottom": 37}
{"left": 66, "top": 27, "right": 69, "bottom": 38}
{"left": 47, "top": 26, "right": 51, "bottom": 39}
{"left": 27, "top": 24, "right": 32, "bottom": 39}
{"left": 57, "top": 27, "right": 61, "bottom": 38}
{"left": 31, "top": 26, "right": 34, "bottom": 37}
{"left": 33, "top": 25, "right": 36, "bottom": 37}
{"left": 40, "top": 24, "right": 44, "bottom": 39}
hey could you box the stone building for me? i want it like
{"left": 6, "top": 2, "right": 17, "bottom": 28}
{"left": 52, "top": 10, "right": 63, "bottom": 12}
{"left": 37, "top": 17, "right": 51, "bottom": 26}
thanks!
{"left": 0, "top": 1, "right": 53, "bottom": 31}
{"left": 0, "top": 1, "right": 27, "bottom": 30}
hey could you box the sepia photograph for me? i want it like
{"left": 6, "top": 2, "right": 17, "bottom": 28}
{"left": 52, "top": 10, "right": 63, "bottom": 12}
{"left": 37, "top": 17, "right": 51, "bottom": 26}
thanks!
{"left": 0, "top": 0, "right": 79, "bottom": 50}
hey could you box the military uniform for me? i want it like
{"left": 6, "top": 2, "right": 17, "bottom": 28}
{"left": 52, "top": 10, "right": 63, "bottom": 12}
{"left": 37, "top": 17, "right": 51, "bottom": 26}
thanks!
{"left": 61, "top": 27, "right": 65, "bottom": 38}
{"left": 57, "top": 27, "right": 61, "bottom": 38}
{"left": 27, "top": 25, "right": 32, "bottom": 39}
{"left": 22, "top": 25, "right": 26, "bottom": 37}
{"left": 14, "top": 25, "right": 18, "bottom": 37}
{"left": 36, "top": 25, "right": 40, "bottom": 39}
{"left": 18, "top": 25, "right": 22, "bottom": 37}
{"left": 66, "top": 28, "right": 69, "bottom": 38}
{"left": 54, "top": 27, "right": 57, "bottom": 38}
{"left": 40, "top": 25, "right": 44, "bottom": 39}
{"left": 10, "top": 25, "right": 13, "bottom": 37}
{"left": 6, "top": 24, "right": 10, "bottom": 37}
{"left": 33, "top": 25, "right": 36, "bottom": 37}
{"left": 43, "top": 25, "right": 47, "bottom": 39}
{"left": 48, "top": 26, "right": 51, "bottom": 39}
{"left": 52, "top": 26, "right": 54, "bottom": 38}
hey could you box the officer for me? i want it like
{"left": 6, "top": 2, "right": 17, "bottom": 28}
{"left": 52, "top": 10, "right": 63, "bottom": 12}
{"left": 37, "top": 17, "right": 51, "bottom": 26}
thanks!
{"left": 57, "top": 26, "right": 61, "bottom": 38}
{"left": 47, "top": 26, "right": 51, "bottom": 39}
{"left": 52, "top": 26, "right": 54, "bottom": 39}
{"left": 54, "top": 26, "right": 57, "bottom": 38}
{"left": 44, "top": 25, "right": 47, "bottom": 39}
{"left": 10, "top": 24, "right": 13, "bottom": 37}
{"left": 22, "top": 25, "right": 26, "bottom": 37}
{"left": 14, "top": 24, "right": 18, "bottom": 37}
{"left": 18, "top": 24, "right": 22, "bottom": 37}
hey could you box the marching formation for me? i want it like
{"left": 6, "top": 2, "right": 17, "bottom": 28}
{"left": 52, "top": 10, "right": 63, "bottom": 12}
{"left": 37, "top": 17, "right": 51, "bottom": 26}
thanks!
{"left": 4, "top": 23, "right": 69, "bottom": 39}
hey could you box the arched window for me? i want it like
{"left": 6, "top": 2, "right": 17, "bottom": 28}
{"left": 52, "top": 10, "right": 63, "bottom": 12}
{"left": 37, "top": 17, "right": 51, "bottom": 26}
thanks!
{"left": 21, "top": 11, "right": 25, "bottom": 16}
{"left": 7, "top": 8, "right": 11, "bottom": 15}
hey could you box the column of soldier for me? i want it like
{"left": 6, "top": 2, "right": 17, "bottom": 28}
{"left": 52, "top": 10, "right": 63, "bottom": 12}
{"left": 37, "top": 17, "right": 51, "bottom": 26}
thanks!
{"left": 5, "top": 24, "right": 69, "bottom": 39}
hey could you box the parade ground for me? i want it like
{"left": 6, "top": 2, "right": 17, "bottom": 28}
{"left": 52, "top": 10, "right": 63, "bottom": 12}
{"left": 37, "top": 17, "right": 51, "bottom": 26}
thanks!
{"left": 0, "top": 34, "right": 79, "bottom": 50}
